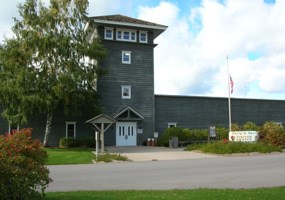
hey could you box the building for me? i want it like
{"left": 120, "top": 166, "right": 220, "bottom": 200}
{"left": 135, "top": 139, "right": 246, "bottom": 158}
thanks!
{"left": 1, "top": 15, "right": 285, "bottom": 146}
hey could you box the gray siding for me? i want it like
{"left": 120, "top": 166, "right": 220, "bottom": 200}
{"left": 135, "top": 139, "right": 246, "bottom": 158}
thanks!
{"left": 155, "top": 95, "right": 285, "bottom": 136}
{"left": 98, "top": 39, "right": 156, "bottom": 145}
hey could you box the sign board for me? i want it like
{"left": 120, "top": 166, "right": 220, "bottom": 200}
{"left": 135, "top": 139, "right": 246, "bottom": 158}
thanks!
{"left": 209, "top": 126, "right": 216, "bottom": 137}
{"left": 229, "top": 131, "right": 259, "bottom": 142}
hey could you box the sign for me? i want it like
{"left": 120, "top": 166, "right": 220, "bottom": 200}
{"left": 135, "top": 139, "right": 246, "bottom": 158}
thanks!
{"left": 229, "top": 131, "right": 259, "bottom": 142}
{"left": 209, "top": 126, "right": 216, "bottom": 137}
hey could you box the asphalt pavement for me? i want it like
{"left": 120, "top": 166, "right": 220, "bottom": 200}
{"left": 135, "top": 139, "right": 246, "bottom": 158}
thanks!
{"left": 47, "top": 146, "right": 285, "bottom": 192}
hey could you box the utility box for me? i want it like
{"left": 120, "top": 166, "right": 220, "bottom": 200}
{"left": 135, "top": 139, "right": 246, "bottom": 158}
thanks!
{"left": 169, "top": 137, "right": 178, "bottom": 148}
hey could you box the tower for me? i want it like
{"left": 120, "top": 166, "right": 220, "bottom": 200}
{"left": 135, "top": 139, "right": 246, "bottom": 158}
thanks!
{"left": 89, "top": 15, "right": 167, "bottom": 146}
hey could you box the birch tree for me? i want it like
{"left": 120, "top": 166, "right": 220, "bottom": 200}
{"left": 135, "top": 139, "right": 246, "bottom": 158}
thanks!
{"left": 0, "top": 0, "right": 105, "bottom": 146}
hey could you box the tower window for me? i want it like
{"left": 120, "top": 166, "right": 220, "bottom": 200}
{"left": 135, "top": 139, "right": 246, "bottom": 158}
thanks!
{"left": 122, "top": 51, "right": 131, "bottom": 64}
{"left": 139, "top": 31, "right": 148, "bottom": 43}
{"left": 122, "top": 85, "right": 131, "bottom": 99}
{"left": 104, "top": 27, "right": 113, "bottom": 40}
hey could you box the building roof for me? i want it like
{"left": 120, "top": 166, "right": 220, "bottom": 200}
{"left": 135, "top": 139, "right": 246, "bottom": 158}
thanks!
{"left": 90, "top": 14, "right": 167, "bottom": 39}
{"left": 92, "top": 14, "right": 167, "bottom": 28}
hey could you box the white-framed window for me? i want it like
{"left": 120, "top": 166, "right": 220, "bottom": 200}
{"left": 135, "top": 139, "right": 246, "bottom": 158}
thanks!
{"left": 66, "top": 122, "right": 76, "bottom": 138}
{"left": 104, "top": 27, "right": 113, "bottom": 40}
{"left": 168, "top": 122, "right": 177, "bottom": 128}
{"left": 116, "top": 28, "right": 136, "bottom": 42}
{"left": 122, "top": 85, "right": 131, "bottom": 99}
{"left": 139, "top": 31, "right": 148, "bottom": 43}
{"left": 122, "top": 51, "right": 131, "bottom": 64}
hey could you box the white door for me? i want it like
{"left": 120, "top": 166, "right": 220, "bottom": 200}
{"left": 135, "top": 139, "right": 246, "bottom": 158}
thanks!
{"left": 116, "top": 122, "right": 137, "bottom": 146}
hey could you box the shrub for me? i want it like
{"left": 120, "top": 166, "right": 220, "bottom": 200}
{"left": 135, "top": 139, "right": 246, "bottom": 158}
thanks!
{"left": 95, "top": 153, "right": 128, "bottom": 162}
{"left": 0, "top": 128, "right": 51, "bottom": 200}
{"left": 260, "top": 121, "right": 285, "bottom": 147}
{"left": 231, "top": 123, "right": 240, "bottom": 131}
{"left": 243, "top": 121, "right": 259, "bottom": 131}
{"left": 157, "top": 127, "right": 209, "bottom": 146}
{"left": 215, "top": 126, "right": 229, "bottom": 140}
{"left": 185, "top": 141, "right": 282, "bottom": 154}
{"left": 59, "top": 137, "right": 95, "bottom": 148}
{"left": 59, "top": 137, "right": 80, "bottom": 148}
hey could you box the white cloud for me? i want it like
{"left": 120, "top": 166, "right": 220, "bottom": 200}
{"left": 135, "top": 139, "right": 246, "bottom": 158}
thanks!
{"left": 138, "top": 0, "right": 285, "bottom": 99}
{"left": 2, "top": 0, "right": 285, "bottom": 100}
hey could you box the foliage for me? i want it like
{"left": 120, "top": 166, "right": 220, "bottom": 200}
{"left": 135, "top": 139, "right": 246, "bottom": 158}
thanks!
{"left": 231, "top": 123, "right": 240, "bottom": 131}
{"left": 95, "top": 153, "right": 128, "bottom": 163}
{"left": 259, "top": 121, "right": 285, "bottom": 147}
{"left": 0, "top": 128, "right": 51, "bottom": 200}
{"left": 0, "top": 0, "right": 105, "bottom": 146}
{"left": 46, "top": 187, "right": 285, "bottom": 200}
{"left": 46, "top": 148, "right": 94, "bottom": 165}
{"left": 243, "top": 121, "right": 259, "bottom": 131}
{"left": 157, "top": 127, "right": 208, "bottom": 147}
{"left": 215, "top": 126, "right": 229, "bottom": 140}
{"left": 59, "top": 137, "right": 95, "bottom": 148}
{"left": 185, "top": 141, "right": 282, "bottom": 154}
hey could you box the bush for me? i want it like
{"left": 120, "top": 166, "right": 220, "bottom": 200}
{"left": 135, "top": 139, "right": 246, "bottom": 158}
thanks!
{"left": 260, "top": 121, "right": 285, "bottom": 147}
{"left": 157, "top": 127, "right": 208, "bottom": 147}
{"left": 95, "top": 153, "right": 128, "bottom": 162}
{"left": 215, "top": 126, "right": 229, "bottom": 140}
{"left": 59, "top": 137, "right": 80, "bottom": 148}
{"left": 59, "top": 137, "right": 95, "bottom": 148}
{"left": 243, "top": 121, "right": 259, "bottom": 131}
{"left": 0, "top": 128, "right": 51, "bottom": 200}
{"left": 185, "top": 141, "right": 282, "bottom": 154}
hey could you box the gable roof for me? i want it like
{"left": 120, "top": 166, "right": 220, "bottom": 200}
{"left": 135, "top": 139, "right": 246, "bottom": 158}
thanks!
{"left": 114, "top": 106, "right": 144, "bottom": 121}
{"left": 90, "top": 14, "right": 167, "bottom": 39}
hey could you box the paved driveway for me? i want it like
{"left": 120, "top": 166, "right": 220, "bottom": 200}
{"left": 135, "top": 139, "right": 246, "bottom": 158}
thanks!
{"left": 106, "top": 146, "right": 218, "bottom": 161}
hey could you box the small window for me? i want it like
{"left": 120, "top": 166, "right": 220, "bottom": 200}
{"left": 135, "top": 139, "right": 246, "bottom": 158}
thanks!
{"left": 66, "top": 122, "right": 76, "bottom": 138}
{"left": 116, "top": 28, "right": 136, "bottom": 42}
{"left": 139, "top": 31, "right": 148, "bottom": 43}
{"left": 117, "top": 30, "right": 122, "bottom": 39}
{"left": 122, "top": 85, "right": 131, "bottom": 99}
{"left": 104, "top": 27, "right": 113, "bottom": 40}
{"left": 122, "top": 51, "right": 131, "bottom": 64}
{"left": 168, "top": 122, "right": 177, "bottom": 128}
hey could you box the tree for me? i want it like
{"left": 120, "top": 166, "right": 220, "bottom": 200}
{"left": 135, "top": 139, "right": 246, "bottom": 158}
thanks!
{"left": 0, "top": 0, "right": 105, "bottom": 146}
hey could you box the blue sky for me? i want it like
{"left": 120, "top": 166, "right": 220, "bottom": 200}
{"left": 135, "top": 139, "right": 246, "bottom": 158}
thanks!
{"left": 1, "top": 0, "right": 285, "bottom": 100}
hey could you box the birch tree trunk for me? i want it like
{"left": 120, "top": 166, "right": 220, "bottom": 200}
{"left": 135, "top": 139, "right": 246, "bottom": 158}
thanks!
{"left": 43, "top": 112, "right": 53, "bottom": 147}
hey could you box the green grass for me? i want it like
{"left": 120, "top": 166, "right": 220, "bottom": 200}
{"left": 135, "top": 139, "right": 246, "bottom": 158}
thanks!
{"left": 185, "top": 141, "right": 283, "bottom": 154}
{"left": 46, "top": 187, "right": 285, "bottom": 200}
{"left": 46, "top": 148, "right": 94, "bottom": 165}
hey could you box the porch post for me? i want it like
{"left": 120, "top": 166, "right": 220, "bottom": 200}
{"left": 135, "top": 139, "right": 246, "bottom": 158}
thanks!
{"left": 101, "top": 123, "right": 104, "bottom": 153}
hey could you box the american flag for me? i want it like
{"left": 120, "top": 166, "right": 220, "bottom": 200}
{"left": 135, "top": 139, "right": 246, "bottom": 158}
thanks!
{"left": 230, "top": 76, "right": 234, "bottom": 94}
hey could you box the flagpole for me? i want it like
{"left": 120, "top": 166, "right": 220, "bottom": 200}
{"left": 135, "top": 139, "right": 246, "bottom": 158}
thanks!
{"left": 227, "top": 56, "right": 232, "bottom": 132}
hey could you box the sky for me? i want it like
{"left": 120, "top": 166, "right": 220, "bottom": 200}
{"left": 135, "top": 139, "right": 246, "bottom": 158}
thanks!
{"left": 1, "top": 0, "right": 285, "bottom": 100}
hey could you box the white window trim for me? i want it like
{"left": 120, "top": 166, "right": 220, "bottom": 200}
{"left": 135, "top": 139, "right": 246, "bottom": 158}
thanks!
{"left": 122, "top": 51, "right": 131, "bottom": 64}
{"left": 139, "top": 31, "right": 148, "bottom": 43}
{"left": 168, "top": 122, "right": 177, "bottom": 128}
{"left": 66, "top": 122, "right": 76, "bottom": 138}
{"left": 122, "top": 85, "right": 131, "bottom": 99}
{"left": 116, "top": 28, "right": 137, "bottom": 42}
{"left": 104, "top": 27, "right": 113, "bottom": 40}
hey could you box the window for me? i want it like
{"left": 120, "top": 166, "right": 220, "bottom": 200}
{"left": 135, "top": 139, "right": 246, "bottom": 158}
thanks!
{"left": 122, "top": 85, "right": 131, "bottom": 99}
{"left": 116, "top": 29, "right": 136, "bottom": 42}
{"left": 122, "top": 51, "right": 131, "bottom": 64}
{"left": 139, "top": 31, "right": 148, "bottom": 43}
{"left": 66, "top": 122, "right": 76, "bottom": 138}
{"left": 104, "top": 27, "right": 113, "bottom": 40}
{"left": 168, "top": 122, "right": 177, "bottom": 128}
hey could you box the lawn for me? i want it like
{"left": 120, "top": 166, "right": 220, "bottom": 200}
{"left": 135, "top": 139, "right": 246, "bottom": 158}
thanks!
{"left": 46, "top": 148, "right": 94, "bottom": 165}
{"left": 46, "top": 187, "right": 285, "bottom": 200}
